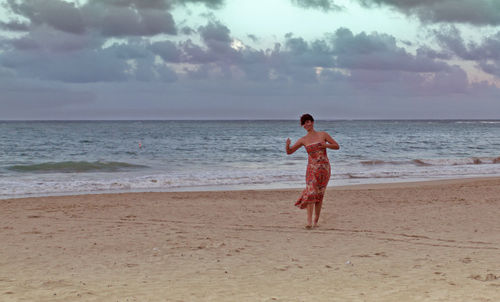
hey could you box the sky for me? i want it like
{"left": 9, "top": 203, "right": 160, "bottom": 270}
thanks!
{"left": 1, "top": 0, "right": 500, "bottom": 120}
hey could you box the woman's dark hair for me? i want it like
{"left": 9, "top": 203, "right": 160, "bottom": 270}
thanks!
{"left": 300, "top": 114, "right": 314, "bottom": 125}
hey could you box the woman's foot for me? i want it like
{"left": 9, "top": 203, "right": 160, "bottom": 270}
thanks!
{"left": 313, "top": 218, "right": 319, "bottom": 228}
{"left": 305, "top": 224, "right": 313, "bottom": 229}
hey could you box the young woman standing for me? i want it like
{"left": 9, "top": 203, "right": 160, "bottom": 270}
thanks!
{"left": 286, "top": 114, "right": 340, "bottom": 229}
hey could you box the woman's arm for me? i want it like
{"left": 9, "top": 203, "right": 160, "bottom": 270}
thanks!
{"left": 322, "top": 132, "right": 340, "bottom": 150}
{"left": 286, "top": 138, "right": 303, "bottom": 154}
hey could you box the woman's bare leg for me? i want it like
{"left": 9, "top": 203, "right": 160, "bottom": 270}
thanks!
{"left": 306, "top": 204, "right": 314, "bottom": 228}
{"left": 314, "top": 200, "right": 323, "bottom": 227}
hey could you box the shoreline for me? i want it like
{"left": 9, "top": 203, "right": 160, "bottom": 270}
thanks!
{"left": 2, "top": 176, "right": 500, "bottom": 301}
{"left": 3, "top": 175, "right": 500, "bottom": 201}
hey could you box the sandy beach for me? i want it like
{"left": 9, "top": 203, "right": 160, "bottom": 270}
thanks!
{"left": 1, "top": 177, "right": 500, "bottom": 301}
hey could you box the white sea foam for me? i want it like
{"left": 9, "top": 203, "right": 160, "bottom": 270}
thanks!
{"left": 2, "top": 120, "right": 500, "bottom": 198}
{"left": 3, "top": 161, "right": 500, "bottom": 199}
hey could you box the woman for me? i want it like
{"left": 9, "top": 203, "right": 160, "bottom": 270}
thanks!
{"left": 286, "top": 114, "right": 340, "bottom": 229}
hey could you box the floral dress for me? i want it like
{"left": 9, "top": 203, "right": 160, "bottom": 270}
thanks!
{"left": 295, "top": 142, "right": 331, "bottom": 209}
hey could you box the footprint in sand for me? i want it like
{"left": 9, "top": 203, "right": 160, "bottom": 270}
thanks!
{"left": 469, "top": 274, "right": 499, "bottom": 282}
{"left": 275, "top": 265, "right": 290, "bottom": 271}
{"left": 374, "top": 252, "right": 388, "bottom": 257}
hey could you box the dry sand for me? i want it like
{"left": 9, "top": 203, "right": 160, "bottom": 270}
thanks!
{"left": 1, "top": 177, "right": 500, "bottom": 301}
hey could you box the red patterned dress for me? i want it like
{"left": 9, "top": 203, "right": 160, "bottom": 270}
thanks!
{"left": 295, "top": 142, "right": 331, "bottom": 209}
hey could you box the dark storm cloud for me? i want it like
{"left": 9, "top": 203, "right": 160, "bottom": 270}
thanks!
{"left": 432, "top": 26, "right": 500, "bottom": 76}
{"left": 0, "top": 5, "right": 458, "bottom": 87}
{"left": 0, "top": 33, "right": 178, "bottom": 83}
{"left": 81, "top": 2, "right": 177, "bottom": 37}
{"left": 198, "top": 21, "right": 231, "bottom": 49}
{"left": 1, "top": 0, "right": 497, "bottom": 120}
{"left": 415, "top": 46, "right": 451, "bottom": 61}
{"left": 432, "top": 26, "right": 473, "bottom": 59}
{"left": 168, "top": 25, "right": 453, "bottom": 85}
{"left": 6, "top": 0, "right": 86, "bottom": 34}
{"left": 330, "top": 28, "right": 449, "bottom": 72}
{"left": 175, "top": 0, "right": 225, "bottom": 9}
{"left": 478, "top": 61, "right": 500, "bottom": 78}
{"left": 148, "top": 22, "right": 454, "bottom": 85}
{"left": 0, "top": 19, "right": 30, "bottom": 31}
{"left": 358, "top": 0, "right": 500, "bottom": 25}
{"left": 83, "top": 0, "right": 224, "bottom": 10}
{"left": 149, "top": 41, "right": 182, "bottom": 62}
{"left": 290, "top": 0, "right": 343, "bottom": 12}
{"left": 280, "top": 35, "right": 334, "bottom": 69}
{"left": 2, "top": 0, "right": 226, "bottom": 38}
{"left": 176, "top": 21, "right": 240, "bottom": 64}
{"left": 475, "top": 32, "right": 500, "bottom": 61}
{"left": 132, "top": 55, "right": 178, "bottom": 82}
{"left": 0, "top": 0, "right": 189, "bottom": 85}
{"left": 107, "top": 40, "right": 152, "bottom": 59}
{"left": 180, "top": 39, "right": 218, "bottom": 63}
{"left": 86, "top": 0, "right": 172, "bottom": 10}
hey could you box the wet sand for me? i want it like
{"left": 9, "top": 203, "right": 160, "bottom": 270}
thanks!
{"left": 1, "top": 177, "right": 500, "bottom": 301}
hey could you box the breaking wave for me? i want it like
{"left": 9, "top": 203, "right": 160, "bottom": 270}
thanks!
{"left": 8, "top": 161, "right": 148, "bottom": 173}
{"left": 360, "top": 157, "right": 500, "bottom": 167}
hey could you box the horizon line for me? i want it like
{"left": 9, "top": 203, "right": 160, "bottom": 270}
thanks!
{"left": 2, "top": 118, "right": 500, "bottom": 122}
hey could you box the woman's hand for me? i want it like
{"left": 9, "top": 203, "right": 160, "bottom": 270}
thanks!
{"left": 286, "top": 138, "right": 302, "bottom": 155}
{"left": 323, "top": 132, "right": 340, "bottom": 150}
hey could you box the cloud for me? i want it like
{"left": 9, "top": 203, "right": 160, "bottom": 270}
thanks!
{"left": 432, "top": 26, "right": 500, "bottom": 77}
{"left": 4, "top": 25, "right": 100, "bottom": 52}
{"left": 180, "top": 26, "right": 195, "bottom": 35}
{"left": 247, "top": 34, "right": 258, "bottom": 43}
{"left": 174, "top": 0, "right": 225, "bottom": 9}
{"left": 0, "top": 19, "right": 30, "bottom": 31}
{"left": 0, "top": 9, "right": 458, "bottom": 88}
{"left": 0, "top": 49, "right": 128, "bottom": 82}
{"left": 81, "top": 2, "right": 177, "bottom": 37}
{"left": 170, "top": 25, "right": 453, "bottom": 86}
{"left": 1, "top": 0, "right": 226, "bottom": 38}
{"left": 87, "top": 0, "right": 173, "bottom": 10}
{"left": 6, "top": 0, "right": 86, "bottom": 34}
{"left": 84, "top": 0, "right": 225, "bottom": 10}
{"left": 358, "top": 0, "right": 500, "bottom": 26}
{"left": 275, "top": 35, "right": 335, "bottom": 83}
{"left": 479, "top": 61, "right": 500, "bottom": 78}
{"left": 176, "top": 21, "right": 241, "bottom": 65}
{"left": 290, "top": 0, "right": 343, "bottom": 12}
{"left": 432, "top": 26, "right": 473, "bottom": 59}
{"left": 416, "top": 46, "right": 452, "bottom": 61}
{"left": 0, "top": 31, "right": 180, "bottom": 83}
{"left": 149, "top": 41, "right": 183, "bottom": 62}
{"left": 2, "top": 0, "right": 498, "bottom": 120}
{"left": 198, "top": 21, "right": 231, "bottom": 48}
{"left": 330, "top": 28, "right": 449, "bottom": 72}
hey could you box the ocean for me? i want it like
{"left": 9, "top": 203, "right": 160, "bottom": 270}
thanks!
{"left": 1, "top": 120, "right": 500, "bottom": 198}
